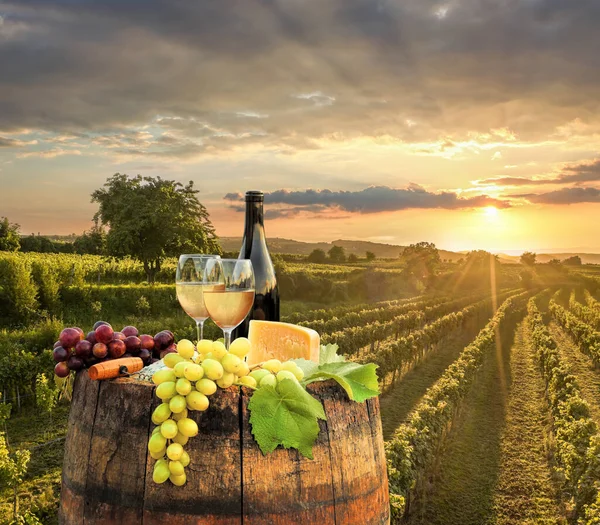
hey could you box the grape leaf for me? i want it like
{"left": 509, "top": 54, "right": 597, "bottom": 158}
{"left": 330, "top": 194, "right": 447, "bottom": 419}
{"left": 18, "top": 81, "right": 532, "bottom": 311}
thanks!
{"left": 303, "top": 362, "right": 380, "bottom": 402}
{"left": 248, "top": 379, "right": 326, "bottom": 459}
{"left": 294, "top": 344, "right": 379, "bottom": 402}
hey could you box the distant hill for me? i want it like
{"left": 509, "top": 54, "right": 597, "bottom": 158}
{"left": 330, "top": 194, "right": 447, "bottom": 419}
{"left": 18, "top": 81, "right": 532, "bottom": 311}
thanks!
{"left": 220, "top": 237, "right": 474, "bottom": 262}
{"left": 496, "top": 252, "right": 600, "bottom": 265}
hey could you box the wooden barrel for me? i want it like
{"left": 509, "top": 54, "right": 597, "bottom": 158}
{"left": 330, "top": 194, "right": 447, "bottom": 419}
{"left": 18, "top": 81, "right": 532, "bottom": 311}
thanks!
{"left": 58, "top": 371, "right": 390, "bottom": 525}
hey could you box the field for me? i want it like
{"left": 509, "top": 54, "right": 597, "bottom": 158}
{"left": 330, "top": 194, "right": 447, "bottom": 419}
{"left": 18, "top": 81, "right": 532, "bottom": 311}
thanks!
{"left": 1, "top": 251, "right": 600, "bottom": 524}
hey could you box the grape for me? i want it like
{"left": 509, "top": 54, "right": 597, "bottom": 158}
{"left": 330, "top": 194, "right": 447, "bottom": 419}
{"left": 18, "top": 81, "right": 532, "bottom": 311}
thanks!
{"left": 236, "top": 361, "right": 250, "bottom": 378}
{"left": 238, "top": 376, "right": 257, "bottom": 388}
{"left": 180, "top": 450, "right": 190, "bottom": 467}
{"left": 172, "top": 433, "right": 189, "bottom": 446}
{"left": 186, "top": 391, "right": 209, "bottom": 412}
{"left": 54, "top": 362, "right": 70, "bottom": 378}
{"left": 169, "top": 460, "right": 185, "bottom": 476}
{"left": 93, "top": 321, "right": 110, "bottom": 330}
{"left": 164, "top": 353, "right": 184, "bottom": 369}
{"left": 122, "top": 326, "right": 139, "bottom": 338}
{"left": 172, "top": 408, "right": 188, "bottom": 421}
{"left": 173, "top": 362, "right": 188, "bottom": 378}
{"left": 75, "top": 340, "right": 92, "bottom": 359}
{"left": 53, "top": 341, "right": 61, "bottom": 349}
{"left": 216, "top": 372, "right": 235, "bottom": 389}
{"left": 53, "top": 346, "right": 69, "bottom": 363}
{"left": 148, "top": 433, "right": 167, "bottom": 454}
{"left": 196, "top": 339, "right": 213, "bottom": 355}
{"left": 263, "top": 359, "right": 282, "bottom": 373}
{"left": 160, "top": 419, "right": 179, "bottom": 439}
{"left": 177, "top": 339, "right": 195, "bottom": 360}
{"left": 221, "top": 354, "right": 242, "bottom": 374}
{"left": 153, "top": 461, "right": 171, "bottom": 484}
{"left": 154, "top": 331, "right": 174, "bottom": 351}
{"left": 249, "top": 369, "right": 271, "bottom": 383}
{"left": 140, "top": 334, "right": 155, "bottom": 352}
{"left": 183, "top": 363, "right": 204, "bottom": 382}
{"left": 177, "top": 418, "right": 199, "bottom": 438}
{"left": 152, "top": 426, "right": 162, "bottom": 436}
{"left": 125, "top": 336, "right": 142, "bottom": 354}
{"left": 152, "top": 403, "right": 172, "bottom": 425}
{"left": 92, "top": 343, "right": 108, "bottom": 359}
{"left": 276, "top": 370, "right": 298, "bottom": 383}
{"left": 156, "top": 382, "right": 177, "bottom": 400}
{"left": 150, "top": 448, "right": 166, "bottom": 460}
{"left": 211, "top": 341, "right": 227, "bottom": 360}
{"left": 229, "top": 337, "right": 251, "bottom": 358}
{"left": 59, "top": 328, "right": 81, "bottom": 349}
{"left": 95, "top": 324, "right": 115, "bottom": 345}
{"left": 113, "top": 332, "right": 126, "bottom": 341}
{"left": 139, "top": 348, "right": 152, "bottom": 364}
{"left": 196, "top": 378, "right": 217, "bottom": 396}
{"left": 167, "top": 442, "right": 184, "bottom": 461}
{"left": 169, "top": 395, "right": 187, "bottom": 414}
{"left": 175, "top": 378, "right": 191, "bottom": 396}
{"left": 202, "top": 359, "right": 224, "bottom": 380}
{"left": 108, "top": 339, "right": 126, "bottom": 359}
{"left": 169, "top": 473, "right": 186, "bottom": 486}
{"left": 152, "top": 369, "right": 176, "bottom": 385}
{"left": 202, "top": 352, "right": 214, "bottom": 361}
{"left": 85, "top": 331, "right": 97, "bottom": 345}
{"left": 259, "top": 374, "right": 277, "bottom": 388}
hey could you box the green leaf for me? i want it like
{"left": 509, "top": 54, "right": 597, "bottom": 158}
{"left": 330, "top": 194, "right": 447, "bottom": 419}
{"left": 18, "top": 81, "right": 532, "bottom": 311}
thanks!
{"left": 303, "top": 362, "right": 380, "bottom": 403}
{"left": 319, "top": 343, "right": 345, "bottom": 365}
{"left": 248, "top": 379, "right": 326, "bottom": 459}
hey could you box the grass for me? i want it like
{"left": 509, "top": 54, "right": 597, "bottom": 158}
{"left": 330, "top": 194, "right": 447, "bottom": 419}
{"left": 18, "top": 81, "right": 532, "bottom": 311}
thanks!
{"left": 380, "top": 328, "right": 483, "bottom": 441}
{"left": 0, "top": 404, "right": 69, "bottom": 524}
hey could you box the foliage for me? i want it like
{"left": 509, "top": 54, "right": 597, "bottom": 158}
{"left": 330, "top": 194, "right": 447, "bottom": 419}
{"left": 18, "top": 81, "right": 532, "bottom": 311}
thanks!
{"left": 307, "top": 249, "right": 327, "bottom": 264}
{"left": 0, "top": 255, "right": 38, "bottom": 325}
{"left": 348, "top": 253, "right": 358, "bottom": 263}
{"left": 327, "top": 245, "right": 346, "bottom": 263}
{"left": 366, "top": 251, "right": 376, "bottom": 261}
{"left": 0, "top": 218, "right": 21, "bottom": 252}
{"left": 35, "top": 375, "right": 58, "bottom": 414}
{"left": 564, "top": 255, "right": 583, "bottom": 266}
{"left": 73, "top": 223, "right": 106, "bottom": 255}
{"left": 385, "top": 291, "right": 528, "bottom": 516}
{"left": 520, "top": 251, "right": 537, "bottom": 266}
{"left": 92, "top": 174, "right": 221, "bottom": 282}
{"left": 401, "top": 242, "right": 440, "bottom": 286}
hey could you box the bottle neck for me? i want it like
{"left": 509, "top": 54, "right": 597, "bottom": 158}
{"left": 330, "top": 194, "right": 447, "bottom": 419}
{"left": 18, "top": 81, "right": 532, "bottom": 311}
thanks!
{"left": 242, "top": 199, "right": 265, "bottom": 258}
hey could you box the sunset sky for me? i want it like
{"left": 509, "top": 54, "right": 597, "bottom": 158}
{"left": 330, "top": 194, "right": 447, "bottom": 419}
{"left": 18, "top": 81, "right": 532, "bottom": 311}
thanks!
{"left": 1, "top": 0, "right": 599, "bottom": 253}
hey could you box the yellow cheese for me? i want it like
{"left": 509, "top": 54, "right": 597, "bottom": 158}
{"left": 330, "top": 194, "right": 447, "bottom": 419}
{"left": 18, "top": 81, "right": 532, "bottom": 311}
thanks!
{"left": 247, "top": 321, "right": 320, "bottom": 365}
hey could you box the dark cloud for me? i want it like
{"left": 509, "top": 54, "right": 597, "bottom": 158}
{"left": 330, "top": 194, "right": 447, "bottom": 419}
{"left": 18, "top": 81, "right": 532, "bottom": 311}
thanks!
{"left": 224, "top": 185, "right": 511, "bottom": 214}
{"left": 475, "top": 159, "right": 600, "bottom": 186}
{"left": 511, "top": 187, "right": 600, "bottom": 204}
{"left": 1, "top": 0, "right": 600, "bottom": 152}
{"left": 0, "top": 136, "right": 28, "bottom": 147}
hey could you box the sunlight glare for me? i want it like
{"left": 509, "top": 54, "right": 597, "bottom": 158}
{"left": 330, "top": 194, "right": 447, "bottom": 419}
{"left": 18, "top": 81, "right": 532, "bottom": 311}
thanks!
{"left": 483, "top": 206, "right": 499, "bottom": 218}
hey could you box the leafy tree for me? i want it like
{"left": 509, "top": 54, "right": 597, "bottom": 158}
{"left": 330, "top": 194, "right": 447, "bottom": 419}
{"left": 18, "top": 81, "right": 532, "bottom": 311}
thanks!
{"left": 365, "top": 251, "right": 376, "bottom": 261}
{"left": 520, "top": 251, "right": 537, "bottom": 266}
{"left": 92, "top": 174, "right": 221, "bottom": 282}
{"left": 401, "top": 242, "right": 440, "bottom": 285}
{"left": 19, "top": 235, "right": 59, "bottom": 253}
{"left": 307, "top": 249, "right": 327, "bottom": 264}
{"left": 0, "top": 218, "right": 20, "bottom": 252}
{"left": 73, "top": 223, "right": 106, "bottom": 255}
{"left": 348, "top": 253, "right": 359, "bottom": 263}
{"left": 328, "top": 245, "right": 346, "bottom": 263}
{"left": 563, "top": 255, "right": 582, "bottom": 266}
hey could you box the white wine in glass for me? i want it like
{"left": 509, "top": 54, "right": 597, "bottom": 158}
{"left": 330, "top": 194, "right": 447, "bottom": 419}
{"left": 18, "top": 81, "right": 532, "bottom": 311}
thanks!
{"left": 176, "top": 254, "right": 221, "bottom": 342}
{"left": 203, "top": 259, "right": 255, "bottom": 349}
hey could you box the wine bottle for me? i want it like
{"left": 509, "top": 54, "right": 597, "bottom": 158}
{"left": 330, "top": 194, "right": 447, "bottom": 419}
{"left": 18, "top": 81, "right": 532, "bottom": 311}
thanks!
{"left": 233, "top": 190, "right": 280, "bottom": 339}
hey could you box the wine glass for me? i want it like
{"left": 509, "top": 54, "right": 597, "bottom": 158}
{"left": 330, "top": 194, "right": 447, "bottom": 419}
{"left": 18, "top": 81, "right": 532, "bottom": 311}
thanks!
{"left": 202, "top": 259, "right": 255, "bottom": 349}
{"left": 176, "top": 254, "right": 221, "bottom": 342}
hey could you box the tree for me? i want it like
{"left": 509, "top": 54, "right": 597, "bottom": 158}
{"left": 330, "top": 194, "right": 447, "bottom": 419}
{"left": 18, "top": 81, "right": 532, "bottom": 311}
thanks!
{"left": 92, "top": 174, "right": 221, "bottom": 282}
{"left": 563, "top": 255, "right": 582, "bottom": 266}
{"left": 401, "top": 242, "right": 440, "bottom": 285}
{"left": 307, "top": 249, "right": 327, "bottom": 264}
{"left": 365, "top": 251, "right": 376, "bottom": 261}
{"left": 348, "top": 253, "right": 359, "bottom": 263}
{"left": 520, "top": 251, "right": 537, "bottom": 266}
{"left": 328, "top": 245, "right": 346, "bottom": 263}
{"left": 73, "top": 222, "right": 106, "bottom": 255}
{"left": 0, "top": 218, "right": 20, "bottom": 252}
{"left": 19, "top": 234, "right": 58, "bottom": 253}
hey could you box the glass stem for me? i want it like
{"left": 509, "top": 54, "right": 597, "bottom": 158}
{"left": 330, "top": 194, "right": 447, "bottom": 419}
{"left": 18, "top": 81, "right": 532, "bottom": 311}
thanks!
{"left": 223, "top": 329, "right": 232, "bottom": 350}
{"left": 199, "top": 320, "right": 205, "bottom": 342}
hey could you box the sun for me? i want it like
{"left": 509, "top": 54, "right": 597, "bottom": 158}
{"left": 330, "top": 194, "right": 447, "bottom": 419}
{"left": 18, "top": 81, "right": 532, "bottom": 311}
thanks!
{"left": 483, "top": 206, "right": 499, "bottom": 218}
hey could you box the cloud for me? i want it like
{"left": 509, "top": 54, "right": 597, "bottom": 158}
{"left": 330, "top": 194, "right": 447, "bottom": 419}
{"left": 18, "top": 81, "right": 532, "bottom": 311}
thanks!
{"left": 224, "top": 185, "right": 511, "bottom": 215}
{"left": 0, "top": 136, "right": 37, "bottom": 147}
{"left": 474, "top": 158, "right": 600, "bottom": 186}
{"left": 16, "top": 148, "right": 82, "bottom": 159}
{"left": 0, "top": 0, "right": 600, "bottom": 155}
{"left": 512, "top": 187, "right": 600, "bottom": 205}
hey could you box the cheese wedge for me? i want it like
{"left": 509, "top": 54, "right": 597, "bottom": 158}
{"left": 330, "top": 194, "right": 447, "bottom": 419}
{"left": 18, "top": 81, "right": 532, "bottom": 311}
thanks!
{"left": 247, "top": 321, "right": 320, "bottom": 365}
